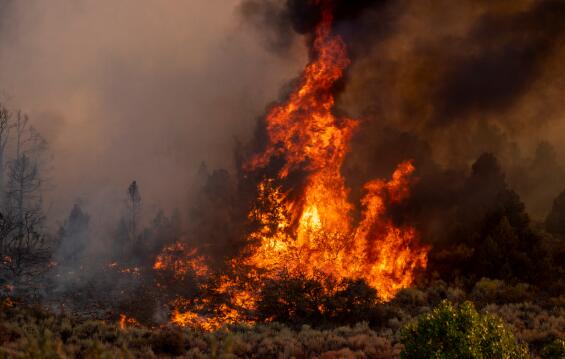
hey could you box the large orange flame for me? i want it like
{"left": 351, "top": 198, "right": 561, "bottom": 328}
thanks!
{"left": 155, "top": 3, "right": 429, "bottom": 329}
{"left": 244, "top": 7, "right": 428, "bottom": 301}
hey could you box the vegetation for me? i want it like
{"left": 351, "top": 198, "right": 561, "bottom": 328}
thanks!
{"left": 0, "top": 102, "right": 563, "bottom": 358}
{"left": 400, "top": 301, "right": 528, "bottom": 358}
{"left": 541, "top": 338, "right": 565, "bottom": 359}
{"left": 2, "top": 279, "right": 564, "bottom": 358}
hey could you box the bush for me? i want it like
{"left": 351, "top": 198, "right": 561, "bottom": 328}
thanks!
{"left": 484, "top": 302, "right": 565, "bottom": 353}
{"left": 471, "top": 278, "right": 533, "bottom": 305}
{"left": 151, "top": 328, "right": 186, "bottom": 356}
{"left": 256, "top": 277, "right": 381, "bottom": 327}
{"left": 541, "top": 338, "right": 565, "bottom": 359}
{"left": 400, "top": 300, "right": 529, "bottom": 358}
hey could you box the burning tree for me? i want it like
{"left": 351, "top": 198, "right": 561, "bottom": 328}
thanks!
{"left": 238, "top": 3, "right": 429, "bottom": 301}
{"left": 153, "top": 1, "right": 429, "bottom": 329}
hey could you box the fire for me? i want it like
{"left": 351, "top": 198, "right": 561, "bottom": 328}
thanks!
{"left": 119, "top": 314, "right": 139, "bottom": 330}
{"left": 243, "top": 7, "right": 429, "bottom": 300}
{"left": 108, "top": 262, "right": 142, "bottom": 276}
{"left": 155, "top": 2, "right": 430, "bottom": 328}
{"left": 153, "top": 242, "right": 209, "bottom": 279}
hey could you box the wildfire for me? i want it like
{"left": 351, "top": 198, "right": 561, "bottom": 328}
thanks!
{"left": 155, "top": 1, "right": 429, "bottom": 328}
{"left": 243, "top": 7, "right": 429, "bottom": 300}
{"left": 153, "top": 242, "right": 209, "bottom": 279}
{"left": 119, "top": 314, "right": 139, "bottom": 330}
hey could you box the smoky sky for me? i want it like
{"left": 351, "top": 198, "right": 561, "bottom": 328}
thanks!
{"left": 1, "top": 0, "right": 565, "bottom": 235}
{"left": 0, "top": 0, "right": 307, "bottom": 227}
{"left": 240, "top": 0, "right": 565, "bottom": 220}
{"left": 338, "top": 0, "right": 565, "bottom": 219}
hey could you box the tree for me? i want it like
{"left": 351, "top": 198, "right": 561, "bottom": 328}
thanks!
{"left": 56, "top": 203, "right": 90, "bottom": 265}
{"left": 0, "top": 111, "right": 50, "bottom": 282}
{"left": 0, "top": 103, "right": 12, "bottom": 205}
{"left": 126, "top": 180, "right": 141, "bottom": 241}
{"left": 546, "top": 190, "right": 565, "bottom": 237}
{"left": 0, "top": 209, "right": 49, "bottom": 279}
{"left": 432, "top": 154, "right": 549, "bottom": 284}
{"left": 401, "top": 300, "right": 529, "bottom": 358}
{"left": 5, "top": 112, "right": 47, "bottom": 227}
{"left": 133, "top": 208, "right": 182, "bottom": 265}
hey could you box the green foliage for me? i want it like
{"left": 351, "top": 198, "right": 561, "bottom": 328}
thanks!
{"left": 400, "top": 300, "right": 529, "bottom": 359}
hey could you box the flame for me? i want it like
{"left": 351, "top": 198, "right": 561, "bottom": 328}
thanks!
{"left": 107, "top": 262, "right": 142, "bottom": 277}
{"left": 243, "top": 8, "right": 429, "bottom": 301}
{"left": 153, "top": 242, "right": 209, "bottom": 279}
{"left": 157, "top": 3, "right": 430, "bottom": 328}
{"left": 118, "top": 314, "right": 139, "bottom": 330}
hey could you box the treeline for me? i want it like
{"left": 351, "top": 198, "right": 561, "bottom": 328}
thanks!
{"left": 423, "top": 153, "right": 565, "bottom": 294}
{"left": 0, "top": 99, "right": 564, "bottom": 357}
{"left": 0, "top": 102, "right": 182, "bottom": 312}
{"left": 186, "top": 151, "right": 565, "bottom": 295}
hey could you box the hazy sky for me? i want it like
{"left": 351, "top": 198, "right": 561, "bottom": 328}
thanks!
{"left": 1, "top": 0, "right": 564, "bottom": 228}
{"left": 0, "top": 0, "right": 305, "bottom": 225}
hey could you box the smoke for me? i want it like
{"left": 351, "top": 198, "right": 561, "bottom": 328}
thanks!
{"left": 1, "top": 0, "right": 564, "bottom": 278}
{"left": 238, "top": 0, "right": 565, "bottom": 245}
{"left": 238, "top": 0, "right": 392, "bottom": 56}
{"left": 0, "top": 0, "right": 306, "bottom": 231}
{"left": 335, "top": 0, "right": 565, "bottom": 220}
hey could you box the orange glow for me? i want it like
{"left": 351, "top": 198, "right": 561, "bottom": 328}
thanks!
{"left": 118, "top": 314, "right": 138, "bottom": 330}
{"left": 153, "top": 242, "right": 209, "bottom": 279}
{"left": 158, "top": 3, "right": 430, "bottom": 328}
{"left": 243, "top": 8, "right": 429, "bottom": 301}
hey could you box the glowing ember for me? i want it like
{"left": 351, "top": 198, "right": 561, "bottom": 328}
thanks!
{"left": 153, "top": 242, "right": 209, "bottom": 279}
{"left": 119, "top": 314, "right": 139, "bottom": 330}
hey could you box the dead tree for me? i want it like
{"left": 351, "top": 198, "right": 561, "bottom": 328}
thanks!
{"left": 0, "top": 104, "right": 12, "bottom": 206}
{"left": 0, "top": 111, "right": 50, "bottom": 282}
{"left": 126, "top": 181, "right": 142, "bottom": 241}
{"left": 0, "top": 211, "right": 49, "bottom": 279}
{"left": 5, "top": 113, "right": 46, "bottom": 228}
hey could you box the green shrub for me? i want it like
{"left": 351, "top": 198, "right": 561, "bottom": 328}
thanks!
{"left": 400, "top": 300, "right": 529, "bottom": 358}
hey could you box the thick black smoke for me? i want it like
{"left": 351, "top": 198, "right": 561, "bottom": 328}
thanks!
{"left": 436, "top": 0, "right": 565, "bottom": 124}
{"left": 240, "top": 0, "right": 393, "bottom": 56}
{"left": 237, "top": 0, "right": 565, "bottom": 285}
